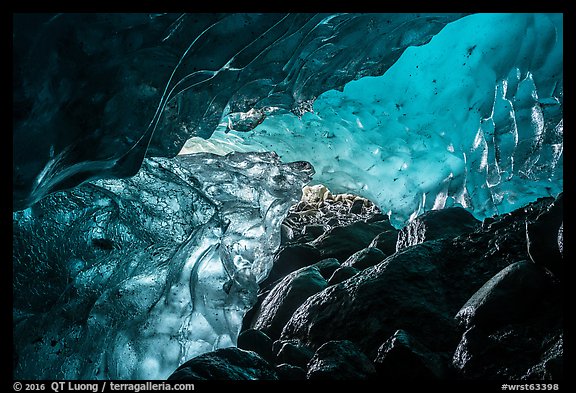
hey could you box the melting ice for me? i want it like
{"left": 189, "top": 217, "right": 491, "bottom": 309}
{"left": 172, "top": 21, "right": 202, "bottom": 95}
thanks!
{"left": 13, "top": 152, "right": 312, "bottom": 379}
{"left": 182, "top": 13, "right": 563, "bottom": 227}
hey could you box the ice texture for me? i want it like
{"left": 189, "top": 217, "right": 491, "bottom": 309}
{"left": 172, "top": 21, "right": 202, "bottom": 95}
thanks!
{"left": 12, "top": 12, "right": 563, "bottom": 381}
{"left": 13, "top": 152, "right": 313, "bottom": 379}
{"left": 13, "top": 13, "right": 463, "bottom": 211}
{"left": 183, "top": 13, "right": 563, "bottom": 227}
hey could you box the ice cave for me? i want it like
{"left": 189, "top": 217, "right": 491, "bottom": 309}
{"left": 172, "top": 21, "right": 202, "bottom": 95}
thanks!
{"left": 13, "top": 13, "right": 563, "bottom": 381}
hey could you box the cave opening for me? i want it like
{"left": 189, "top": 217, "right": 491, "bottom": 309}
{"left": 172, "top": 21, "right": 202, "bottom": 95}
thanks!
{"left": 13, "top": 12, "right": 562, "bottom": 381}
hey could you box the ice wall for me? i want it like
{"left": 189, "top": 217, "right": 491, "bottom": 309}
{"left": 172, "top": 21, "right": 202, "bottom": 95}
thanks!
{"left": 13, "top": 152, "right": 313, "bottom": 379}
{"left": 12, "top": 12, "right": 563, "bottom": 381}
{"left": 13, "top": 13, "right": 463, "bottom": 211}
{"left": 182, "top": 13, "right": 563, "bottom": 227}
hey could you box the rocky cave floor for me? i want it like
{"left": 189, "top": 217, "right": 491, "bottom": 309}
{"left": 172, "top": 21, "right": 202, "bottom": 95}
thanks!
{"left": 169, "top": 186, "right": 563, "bottom": 381}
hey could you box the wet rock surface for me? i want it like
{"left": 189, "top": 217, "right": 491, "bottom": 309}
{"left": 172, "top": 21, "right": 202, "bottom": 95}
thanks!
{"left": 396, "top": 207, "right": 480, "bottom": 251}
{"left": 374, "top": 329, "right": 447, "bottom": 379}
{"left": 453, "top": 260, "right": 562, "bottom": 380}
{"left": 237, "top": 329, "right": 275, "bottom": 363}
{"left": 259, "top": 243, "right": 323, "bottom": 291}
{"left": 306, "top": 340, "right": 376, "bottom": 380}
{"left": 281, "top": 239, "right": 462, "bottom": 357}
{"left": 251, "top": 259, "right": 340, "bottom": 340}
{"left": 167, "top": 347, "right": 278, "bottom": 380}
{"left": 526, "top": 193, "right": 563, "bottom": 280}
{"left": 341, "top": 247, "right": 386, "bottom": 270}
{"left": 273, "top": 339, "right": 315, "bottom": 370}
{"left": 172, "top": 193, "right": 563, "bottom": 381}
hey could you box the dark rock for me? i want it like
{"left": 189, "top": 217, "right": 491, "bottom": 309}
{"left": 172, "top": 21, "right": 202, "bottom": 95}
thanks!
{"left": 310, "top": 219, "right": 395, "bottom": 262}
{"left": 259, "top": 243, "right": 322, "bottom": 291}
{"left": 307, "top": 340, "right": 376, "bottom": 380}
{"left": 483, "top": 197, "right": 555, "bottom": 233}
{"left": 314, "top": 258, "right": 341, "bottom": 279}
{"left": 452, "top": 326, "right": 491, "bottom": 375}
{"left": 396, "top": 207, "right": 480, "bottom": 251}
{"left": 341, "top": 247, "right": 386, "bottom": 270}
{"left": 281, "top": 240, "right": 461, "bottom": 358}
{"left": 237, "top": 329, "right": 274, "bottom": 363}
{"left": 526, "top": 192, "right": 563, "bottom": 279}
{"left": 326, "top": 217, "right": 340, "bottom": 227}
{"left": 365, "top": 213, "right": 390, "bottom": 223}
{"left": 246, "top": 258, "right": 339, "bottom": 333}
{"left": 268, "top": 195, "right": 561, "bottom": 380}
{"left": 349, "top": 198, "right": 364, "bottom": 214}
{"left": 455, "top": 260, "right": 557, "bottom": 330}
{"left": 241, "top": 291, "right": 269, "bottom": 332}
{"left": 252, "top": 259, "right": 339, "bottom": 339}
{"left": 481, "top": 216, "right": 495, "bottom": 230}
{"left": 558, "top": 222, "right": 563, "bottom": 257}
{"left": 374, "top": 329, "right": 446, "bottom": 379}
{"left": 524, "top": 334, "right": 563, "bottom": 380}
{"left": 452, "top": 261, "right": 563, "bottom": 380}
{"left": 167, "top": 347, "right": 278, "bottom": 380}
{"left": 274, "top": 339, "right": 315, "bottom": 369}
{"left": 327, "top": 266, "right": 359, "bottom": 286}
{"left": 275, "top": 363, "right": 307, "bottom": 380}
{"left": 368, "top": 229, "right": 399, "bottom": 256}
{"left": 280, "top": 195, "right": 554, "bottom": 359}
{"left": 280, "top": 223, "right": 295, "bottom": 244}
{"left": 302, "top": 224, "right": 327, "bottom": 241}
{"left": 453, "top": 324, "right": 562, "bottom": 380}
{"left": 437, "top": 198, "right": 559, "bottom": 313}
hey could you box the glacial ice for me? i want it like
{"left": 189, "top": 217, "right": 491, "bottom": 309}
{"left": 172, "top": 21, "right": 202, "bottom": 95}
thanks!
{"left": 182, "top": 13, "right": 563, "bottom": 227}
{"left": 13, "top": 152, "right": 313, "bottom": 379}
{"left": 13, "top": 12, "right": 563, "bottom": 381}
{"left": 13, "top": 13, "right": 463, "bottom": 211}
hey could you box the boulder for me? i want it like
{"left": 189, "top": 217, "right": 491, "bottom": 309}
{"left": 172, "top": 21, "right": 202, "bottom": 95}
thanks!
{"left": 273, "top": 339, "right": 315, "bottom": 369}
{"left": 275, "top": 363, "right": 307, "bottom": 380}
{"left": 455, "top": 260, "right": 557, "bottom": 330}
{"left": 526, "top": 193, "right": 563, "bottom": 279}
{"left": 349, "top": 198, "right": 365, "bottom": 214}
{"left": 453, "top": 324, "right": 562, "bottom": 380}
{"left": 310, "top": 219, "right": 395, "bottom": 262}
{"left": 374, "top": 329, "right": 446, "bottom": 379}
{"left": 301, "top": 224, "right": 327, "bottom": 242}
{"left": 367, "top": 229, "right": 399, "bottom": 256}
{"left": 524, "top": 335, "right": 563, "bottom": 380}
{"left": 237, "top": 329, "right": 274, "bottom": 363}
{"left": 252, "top": 259, "right": 340, "bottom": 339}
{"left": 314, "top": 258, "right": 341, "bottom": 279}
{"left": 280, "top": 223, "right": 295, "bottom": 244}
{"left": 453, "top": 260, "right": 563, "bottom": 380}
{"left": 365, "top": 213, "right": 390, "bottom": 223}
{"left": 281, "top": 240, "right": 461, "bottom": 358}
{"left": 327, "top": 266, "right": 360, "bottom": 286}
{"left": 307, "top": 340, "right": 376, "bottom": 380}
{"left": 167, "top": 348, "right": 278, "bottom": 380}
{"left": 396, "top": 207, "right": 480, "bottom": 251}
{"left": 259, "top": 243, "right": 322, "bottom": 290}
{"left": 341, "top": 247, "right": 386, "bottom": 270}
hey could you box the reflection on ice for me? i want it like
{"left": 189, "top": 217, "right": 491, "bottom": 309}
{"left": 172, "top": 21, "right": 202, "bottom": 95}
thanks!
{"left": 13, "top": 152, "right": 312, "bottom": 379}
